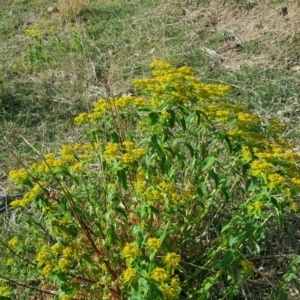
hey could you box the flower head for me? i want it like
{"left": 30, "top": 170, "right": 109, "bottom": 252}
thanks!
{"left": 42, "top": 264, "right": 54, "bottom": 278}
{"left": 121, "top": 243, "right": 140, "bottom": 258}
{"left": 104, "top": 143, "right": 119, "bottom": 160}
{"left": 146, "top": 238, "right": 162, "bottom": 251}
{"left": 50, "top": 243, "right": 62, "bottom": 255}
{"left": 58, "top": 258, "right": 70, "bottom": 271}
{"left": 161, "top": 286, "right": 178, "bottom": 299}
{"left": 122, "top": 268, "right": 137, "bottom": 283}
{"left": 8, "top": 236, "right": 19, "bottom": 247}
{"left": 151, "top": 268, "right": 169, "bottom": 282}
{"left": 291, "top": 202, "right": 299, "bottom": 212}
{"left": 164, "top": 252, "right": 181, "bottom": 267}
{"left": 9, "top": 169, "right": 29, "bottom": 182}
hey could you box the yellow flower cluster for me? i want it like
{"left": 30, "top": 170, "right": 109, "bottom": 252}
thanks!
{"left": 36, "top": 244, "right": 51, "bottom": 264}
{"left": 104, "top": 143, "right": 119, "bottom": 160}
{"left": 36, "top": 242, "right": 75, "bottom": 271}
{"left": 122, "top": 267, "right": 137, "bottom": 283}
{"left": 74, "top": 96, "right": 147, "bottom": 125}
{"left": 74, "top": 112, "right": 89, "bottom": 124}
{"left": 197, "top": 95, "right": 300, "bottom": 195}
{"left": 133, "top": 172, "right": 147, "bottom": 193}
{"left": 50, "top": 243, "right": 63, "bottom": 255}
{"left": 229, "top": 130, "right": 266, "bottom": 143}
{"left": 267, "top": 173, "right": 286, "bottom": 188}
{"left": 10, "top": 182, "right": 46, "bottom": 208}
{"left": 158, "top": 181, "right": 184, "bottom": 203}
{"left": 58, "top": 258, "right": 70, "bottom": 271}
{"left": 6, "top": 258, "right": 14, "bottom": 266}
{"left": 133, "top": 61, "right": 230, "bottom": 106}
{"left": 25, "top": 28, "right": 39, "bottom": 37}
{"left": 170, "top": 275, "right": 180, "bottom": 287}
{"left": 9, "top": 168, "right": 30, "bottom": 183}
{"left": 249, "top": 201, "right": 263, "bottom": 213}
{"left": 268, "top": 119, "right": 286, "bottom": 134}
{"left": 0, "top": 281, "right": 10, "bottom": 297}
{"left": 36, "top": 250, "right": 50, "bottom": 263}
{"left": 8, "top": 236, "right": 19, "bottom": 247}
{"left": 240, "top": 260, "right": 256, "bottom": 271}
{"left": 151, "top": 268, "right": 169, "bottom": 282}
{"left": 160, "top": 286, "right": 178, "bottom": 300}
{"left": 103, "top": 141, "right": 145, "bottom": 163}
{"left": 60, "top": 295, "right": 71, "bottom": 300}
{"left": 215, "top": 109, "right": 232, "bottom": 122}
{"left": 241, "top": 146, "right": 252, "bottom": 162}
{"left": 164, "top": 252, "right": 181, "bottom": 267}
{"left": 290, "top": 202, "right": 299, "bottom": 212}
{"left": 121, "top": 141, "right": 145, "bottom": 164}
{"left": 62, "top": 246, "right": 73, "bottom": 257}
{"left": 42, "top": 264, "right": 54, "bottom": 278}
{"left": 146, "top": 238, "right": 162, "bottom": 250}
{"left": 201, "top": 102, "right": 245, "bottom": 124}
{"left": 237, "top": 112, "right": 261, "bottom": 127}
{"left": 250, "top": 160, "right": 273, "bottom": 176}
{"left": 198, "top": 86, "right": 300, "bottom": 196}
{"left": 121, "top": 243, "right": 140, "bottom": 258}
{"left": 22, "top": 142, "right": 101, "bottom": 179}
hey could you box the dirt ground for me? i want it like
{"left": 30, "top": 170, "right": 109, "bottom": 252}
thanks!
{"left": 185, "top": 0, "right": 300, "bottom": 71}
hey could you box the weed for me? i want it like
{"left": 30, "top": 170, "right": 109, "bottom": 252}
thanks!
{"left": 1, "top": 1, "right": 300, "bottom": 298}
{"left": 2, "top": 62, "right": 300, "bottom": 299}
{"left": 58, "top": 0, "right": 89, "bottom": 19}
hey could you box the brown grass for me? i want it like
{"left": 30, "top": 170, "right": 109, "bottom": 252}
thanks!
{"left": 58, "top": 0, "right": 89, "bottom": 18}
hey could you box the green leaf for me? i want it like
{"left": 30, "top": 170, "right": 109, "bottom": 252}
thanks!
{"left": 162, "top": 127, "right": 174, "bottom": 142}
{"left": 150, "top": 135, "right": 165, "bottom": 159}
{"left": 202, "top": 276, "right": 217, "bottom": 290}
{"left": 282, "top": 272, "right": 296, "bottom": 283}
{"left": 115, "top": 207, "right": 127, "bottom": 219}
{"left": 107, "top": 224, "right": 119, "bottom": 245}
{"left": 245, "top": 178, "right": 253, "bottom": 192}
{"left": 208, "top": 170, "right": 219, "bottom": 187}
{"left": 148, "top": 112, "right": 160, "bottom": 125}
{"left": 202, "top": 156, "right": 215, "bottom": 171}
{"left": 167, "top": 109, "right": 176, "bottom": 128}
{"left": 179, "top": 117, "right": 187, "bottom": 131}
{"left": 274, "top": 287, "right": 288, "bottom": 300}
{"left": 111, "top": 131, "right": 120, "bottom": 143}
{"left": 128, "top": 291, "right": 143, "bottom": 300}
{"left": 222, "top": 134, "right": 233, "bottom": 153}
{"left": 163, "top": 147, "right": 175, "bottom": 158}
{"left": 0, "top": 297, "right": 12, "bottom": 300}
{"left": 220, "top": 249, "right": 237, "bottom": 268}
{"left": 184, "top": 142, "right": 194, "bottom": 157}
{"left": 290, "top": 255, "right": 300, "bottom": 265}
{"left": 117, "top": 168, "right": 127, "bottom": 189}
{"left": 270, "top": 196, "right": 283, "bottom": 228}
{"left": 228, "top": 232, "right": 241, "bottom": 247}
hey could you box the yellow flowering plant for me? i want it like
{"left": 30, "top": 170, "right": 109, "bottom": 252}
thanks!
{"left": 2, "top": 61, "right": 300, "bottom": 299}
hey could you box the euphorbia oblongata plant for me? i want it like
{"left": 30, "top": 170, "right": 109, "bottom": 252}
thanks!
{"left": 2, "top": 61, "right": 300, "bottom": 299}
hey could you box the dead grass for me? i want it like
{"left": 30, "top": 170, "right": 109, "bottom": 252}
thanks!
{"left": 57, "top": 0, "right": 90, "bottom": 19}
{"left": 185, "top": 0, "right": 300, "bottom": 70}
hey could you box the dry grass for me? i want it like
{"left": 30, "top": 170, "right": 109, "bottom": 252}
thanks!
{"left": 58, "top": 0, "right": 90, "bottom": 18}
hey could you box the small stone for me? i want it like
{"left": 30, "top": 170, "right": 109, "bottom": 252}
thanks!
{"left": 47, "top": 6, "right": 58, "bottom": 14}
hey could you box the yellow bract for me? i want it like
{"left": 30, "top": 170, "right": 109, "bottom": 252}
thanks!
{"left": 146, "top": 238, "right": 162, "bottom": 250}
{"left": 121, "top": 243, "right": 140, "bottom": 258}
{"left": 164, "top": 252, "right": 181, "bottom": 267}
{"left": 8, "top": 236, "right": 19, "bottom": 247}
{"left": 122, "top": 268, "right": 137, "bottom": 283}
{"left": 151, "top": 268, "right": 169, "bottom": 282}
